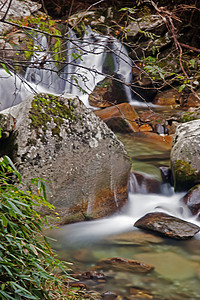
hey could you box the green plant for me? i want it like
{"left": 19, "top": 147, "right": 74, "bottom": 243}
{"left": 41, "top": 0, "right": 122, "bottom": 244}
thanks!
{"left": 0, "top": 156, "right": 72, "bottom": 299}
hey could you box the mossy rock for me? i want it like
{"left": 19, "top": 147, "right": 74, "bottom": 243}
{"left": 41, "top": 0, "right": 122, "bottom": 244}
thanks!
{"left": 174, "top": 159, "right": 200, "bottom": 192}
{"left": 29, "top": 94, "right": 77, "bottom": 139}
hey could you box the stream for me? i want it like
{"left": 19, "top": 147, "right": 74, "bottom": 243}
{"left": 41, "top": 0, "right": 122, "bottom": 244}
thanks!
{"left": 48, "top": 118, "right": 200, "bottom": 300}
{"left": 1, "top": 26, "right": 200, "bottom": 299}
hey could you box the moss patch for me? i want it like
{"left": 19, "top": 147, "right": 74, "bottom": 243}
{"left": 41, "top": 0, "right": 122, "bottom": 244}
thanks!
{"left": 29, "top": 94, "right": 77, "bottom": 139}
{"left": 174, "top": 159, "right": 200, "bottom": 192}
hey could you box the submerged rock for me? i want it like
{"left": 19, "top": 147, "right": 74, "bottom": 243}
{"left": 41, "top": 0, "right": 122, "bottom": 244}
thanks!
{"left": 106, "top": 231, "right": 163, "bottom": 245}
{"left": 0, "top": 93, "right": 131, "bottom": 222}
{"left": 170, "top": 119, "right": 200, "bottom": 191}
{"left": 134, "top": 212, "right": 200, "bottom": 239}
{"left": 96, "top": 257, "right": 154, "bottom": 273}
{"left": 181, "top": 185, "right": 200, "bottom": 216}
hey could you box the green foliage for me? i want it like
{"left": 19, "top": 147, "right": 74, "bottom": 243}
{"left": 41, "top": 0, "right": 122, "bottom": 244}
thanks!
{"left": 12, "top": 14, "right": 62, "bottom": 64}
{"left": 0, "top": 156, "right": 72, "bottom": 299}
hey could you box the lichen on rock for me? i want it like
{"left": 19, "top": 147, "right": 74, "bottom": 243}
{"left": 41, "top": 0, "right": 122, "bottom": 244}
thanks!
{"left": 0, "top": 93, "right": 131, "bottom": 223}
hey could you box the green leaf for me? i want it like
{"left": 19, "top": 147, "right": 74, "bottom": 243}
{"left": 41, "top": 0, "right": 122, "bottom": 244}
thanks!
{"left": 3, "top": 156, "right": 22, "bottom": 180}
{"left": 0, "top": 64, "right": 12, "bottom": 76}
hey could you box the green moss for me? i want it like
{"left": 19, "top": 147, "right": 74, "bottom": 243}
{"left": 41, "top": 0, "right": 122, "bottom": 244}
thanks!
{"left": 174, "top": 159, "right": 200, "bottom": 192}
{"left": 29, "top": 94, "right": 77, "bottom": 139}
{"left": 179, "top": 111, "right": 200, "bottom": 123}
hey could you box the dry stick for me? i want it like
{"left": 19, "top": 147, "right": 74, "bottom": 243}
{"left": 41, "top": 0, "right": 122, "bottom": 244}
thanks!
{"left": 180, "top": 43, "right": 200, "bottom": 54}
{"left": 65, "top": 0, "right": 105, "bottom": 36}
{"left": 150, "top": 0, "right": 200, "bottom": 102}
{"left": 0, "top": 2, "right": 153, "bottom": 108}
{"left": 0, "top": 0, "right": 13, "bottom": 21}
{"left": 64, "top": 0, "right": 74, "bottom": 34}
{"left": 0, "top": 0, "right": 8, "bottom": 12}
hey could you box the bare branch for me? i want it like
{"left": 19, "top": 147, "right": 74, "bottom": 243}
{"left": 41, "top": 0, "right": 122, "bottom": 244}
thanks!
{"left": 0, "top": 0, "right": 13, "bottom": 21}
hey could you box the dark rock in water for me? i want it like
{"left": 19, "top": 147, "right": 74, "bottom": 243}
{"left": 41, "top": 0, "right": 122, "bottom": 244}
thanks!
{"left": 96, "top": 257, "right": 154, "bottom": 273}
{"left": 89, "top": 75, "right": 129, "bottom": 108}
{"left": 134, "top": 212, "right": 200, "bottom": 239}
{"left": 159, "top": 166, "right": 173, "bottom": 185}
{"left": 129, "top": 171, "right": 162, "bottom": 194}
{"left": 101, "top": 291, "right": 118, "bottom": 300}
{"left": 76, "top": 271, "right": 106, "bottom": 282}
{"left": 181, "top": 185, "right": 200, "bottom": 216}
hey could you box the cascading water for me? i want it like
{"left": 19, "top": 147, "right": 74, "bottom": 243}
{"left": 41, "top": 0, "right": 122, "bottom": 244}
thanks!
{"left": 0, "top": 27, "right": 137, "bottom": 110}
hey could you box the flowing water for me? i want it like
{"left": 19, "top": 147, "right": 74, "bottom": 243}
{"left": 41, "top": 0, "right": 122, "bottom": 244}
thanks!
{"left": 1, "top": 28, "right": 200, "bottom": 298}
{"left": 47, "top": 131, "right": 200, "bottom": 300}
{"left": 0, "top": 27, "right": 137, "bottom": 110}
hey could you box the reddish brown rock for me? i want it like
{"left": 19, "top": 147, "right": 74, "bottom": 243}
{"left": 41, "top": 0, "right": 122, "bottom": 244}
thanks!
{"left": 139, "top": 110, "right": 168, "bottom": 134}
{"left": 181, "top": 185, "right": 200, "bottom": 216}
{"left": 89, "top": 76, "right": 130, "bottom": 108}
{"left": 96, "top": 257, "right": 154, "bottom": 273}
{"left": 134, "top": 212, "right": 200, "bottom": 239}
{"left": 94, "top": 103, "right": 139, "bottom": 133}
{"left": 153, "top": 89, "right": 183, "bottom": 106}
{"left": 139, "top": 124, "right": 153, "bottom": 132}
{"left": 186, "top": 90, "right": 200, "bottom": 107}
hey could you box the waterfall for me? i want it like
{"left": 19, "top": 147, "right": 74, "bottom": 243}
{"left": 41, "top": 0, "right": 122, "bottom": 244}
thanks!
{"left": 0, "top": 27, "right": 137, "bottom": 110}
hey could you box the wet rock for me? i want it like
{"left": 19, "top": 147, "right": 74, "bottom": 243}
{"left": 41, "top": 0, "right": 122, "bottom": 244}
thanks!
{"left": 139, "top": 110, "right": 168, "bottom": 134}
{"left": 69, "top": 282, "right": 86, "bottom": 289}
{"left": 153, "top": 89, "right": 183, "bottom": 106}
{"left": 186, "top": 89, "right": 200, "bottom": 107}
{"left": 134, "top": 251, "right": 198, "bottom": 280}
{"left": 89, "top": 75, "right": 130, "bottom": 108}
{"left": 129, "top": 172, "right": 162, "bottom": 194}
{"left": 138, "top": 124, "right": 153, "bottom": 132}
{"left": 170, "top": 119, "right": 200, "bottom": 191}
{"left": 134, "top": 212, "right": 200, "bottom": 239}
{"left": 159, "top": 166, "right": 173, "bottom": 185}
{"left": 0, "top": 93, "right": 131, "bottom": 223}
{"left": 94, "top": 103, "right": 139, "bottom": 133}
{"left": 129, "top": 287, "right": 153, "bottom": 299}
{"left": 181, "top": 185, "right": 200, "bottom": 216}
{"left": 101, "top": 291, "right": 118, "bottom": 300}
{"left": 96, "top": 257, "right": 154, "bottom": 273}
{"left": 76, "top": 271, "right": 106, "bottom": 282}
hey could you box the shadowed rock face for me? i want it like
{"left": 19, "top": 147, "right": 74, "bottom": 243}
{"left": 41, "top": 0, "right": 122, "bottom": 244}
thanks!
{"left": 170, "top": 119, "right": 200, "bottom": 192}
{"left": 181, "top": 185, "right": 200, "bottom": 216}
{"left": 0, "top": 93, "right": 131, "bottom": 223}
{"left": 134, "top": 212, "right": 200, "bottom": 239}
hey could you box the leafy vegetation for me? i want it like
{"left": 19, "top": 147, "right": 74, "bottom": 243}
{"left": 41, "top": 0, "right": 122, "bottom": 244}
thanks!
{"left": 0, "top": 155, "right": 73, "bottom": 299}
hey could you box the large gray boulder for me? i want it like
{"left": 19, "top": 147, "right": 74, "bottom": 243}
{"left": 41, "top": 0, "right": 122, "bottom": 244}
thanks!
{"left": 0, "top": 93, "right": 131, "bottom": 223}
{"left": 170, "top": 119, "right": 200, "bottom": 191}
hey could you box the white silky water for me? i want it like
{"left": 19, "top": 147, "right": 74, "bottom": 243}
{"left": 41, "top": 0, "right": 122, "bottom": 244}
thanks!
{"left": 0, "top": 28, "right": 138, "bottom": 110}
{"left": 47, "top": 132, "right": 200, "bottom": 300}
